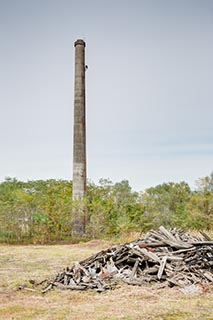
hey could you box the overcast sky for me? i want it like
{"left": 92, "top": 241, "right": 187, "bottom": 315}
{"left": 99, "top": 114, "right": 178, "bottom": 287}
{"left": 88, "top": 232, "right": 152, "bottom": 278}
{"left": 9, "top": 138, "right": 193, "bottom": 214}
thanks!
{"left": 0, "top": 0, "right": 212, "bottom": 191}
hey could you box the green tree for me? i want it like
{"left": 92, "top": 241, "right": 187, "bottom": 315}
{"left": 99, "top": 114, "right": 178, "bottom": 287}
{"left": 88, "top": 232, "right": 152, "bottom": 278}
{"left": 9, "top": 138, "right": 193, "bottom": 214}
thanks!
{"left": 0, "top": 178, "right": 73, "bottom": 243}
{"left": 185, "top": 172, "right": 213, "bottom": 229}
{"left": 86, "top": 179, "right": 143, "bottom": 237}
{"left": 140, "top": 182, "right": 191, "bottom": 230}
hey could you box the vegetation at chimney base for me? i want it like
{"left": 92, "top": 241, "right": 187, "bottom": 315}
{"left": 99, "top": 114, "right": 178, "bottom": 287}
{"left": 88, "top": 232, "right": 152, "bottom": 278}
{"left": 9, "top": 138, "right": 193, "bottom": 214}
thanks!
{"left": 0, "top": 172, "right": 213, "bottom": 243}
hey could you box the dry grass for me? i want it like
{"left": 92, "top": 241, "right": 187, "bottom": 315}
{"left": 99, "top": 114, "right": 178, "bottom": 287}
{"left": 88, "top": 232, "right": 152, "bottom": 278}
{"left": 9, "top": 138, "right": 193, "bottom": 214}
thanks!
{"left": 1, "top": 241, "right": 213, "bottom": 320}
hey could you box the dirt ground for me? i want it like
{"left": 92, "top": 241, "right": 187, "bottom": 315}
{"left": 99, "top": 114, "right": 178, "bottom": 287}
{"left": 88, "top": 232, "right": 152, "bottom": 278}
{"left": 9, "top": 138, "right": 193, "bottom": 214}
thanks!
{"left": 0, "top": 241, "right": 213, "bottom": 320}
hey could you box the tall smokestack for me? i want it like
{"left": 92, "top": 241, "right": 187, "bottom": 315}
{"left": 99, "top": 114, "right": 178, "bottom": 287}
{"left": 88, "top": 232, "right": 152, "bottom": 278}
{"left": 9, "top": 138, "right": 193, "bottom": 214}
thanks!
{"left": 72, "top": 39, "right": 87, "bottom": 236}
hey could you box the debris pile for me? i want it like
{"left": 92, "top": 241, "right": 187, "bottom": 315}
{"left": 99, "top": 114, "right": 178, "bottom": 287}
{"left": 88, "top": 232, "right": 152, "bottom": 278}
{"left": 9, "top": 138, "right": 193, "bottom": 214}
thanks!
{"left": 40, "top": 226, "right": 213, "bottom": 292}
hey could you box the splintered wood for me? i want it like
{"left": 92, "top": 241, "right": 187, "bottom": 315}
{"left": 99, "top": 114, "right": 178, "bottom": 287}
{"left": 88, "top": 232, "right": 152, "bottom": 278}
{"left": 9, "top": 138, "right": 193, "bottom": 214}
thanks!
{"left": 40, "top": 227, "right": 213, "bottom": 292}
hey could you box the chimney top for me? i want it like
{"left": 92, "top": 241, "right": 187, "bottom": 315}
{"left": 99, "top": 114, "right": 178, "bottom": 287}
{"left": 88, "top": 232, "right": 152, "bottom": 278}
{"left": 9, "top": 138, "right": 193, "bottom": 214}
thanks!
{"left": 74, "top": 39, "right": 86, "bottom": 47}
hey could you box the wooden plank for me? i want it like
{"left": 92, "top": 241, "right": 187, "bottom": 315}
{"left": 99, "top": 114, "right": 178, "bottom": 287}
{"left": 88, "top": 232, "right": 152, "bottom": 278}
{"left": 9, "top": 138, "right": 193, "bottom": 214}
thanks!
{"left": 200, "top": 231, "right": 212, "bottom": 241}
{"left": 130, "top": 259, "right": 139, "bottom": 280}
{"left": 143, "top": 266, "right": 159, "bottom": 274}
{"left": 159, "top": 226, "right": 178, "bottom": 243}
{"left": 157, "top": 256, "right": 167, "bottom": 280}
{"left": 190, "top": 241, "right": 213, "bottom": 246}
{"left": 138, "top": 247, "right": 160, "bottom": 262}
{"left": 166, "top": 256, "right": 183, "bottom": 261}
{"left": 203, "top": 272, "right": 213, "bottom": 282}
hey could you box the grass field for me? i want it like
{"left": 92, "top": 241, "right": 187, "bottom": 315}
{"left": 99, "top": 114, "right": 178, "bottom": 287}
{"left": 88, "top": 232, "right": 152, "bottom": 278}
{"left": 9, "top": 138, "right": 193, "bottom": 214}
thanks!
{"left": 0, "top": 241, "right": 213, "bottom": 320}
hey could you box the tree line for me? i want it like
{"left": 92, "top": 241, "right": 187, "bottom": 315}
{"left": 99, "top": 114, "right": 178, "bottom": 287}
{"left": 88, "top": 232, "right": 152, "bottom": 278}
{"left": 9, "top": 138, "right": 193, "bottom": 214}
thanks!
{"left": 0, "top": 172, "right": 212, "bottom": 243}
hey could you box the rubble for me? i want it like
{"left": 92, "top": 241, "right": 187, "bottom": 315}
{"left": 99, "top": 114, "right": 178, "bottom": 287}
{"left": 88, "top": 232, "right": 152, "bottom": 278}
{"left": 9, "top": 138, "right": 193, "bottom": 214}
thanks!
{"left": 37, "top": 226, "right": 213, "bottom": 292}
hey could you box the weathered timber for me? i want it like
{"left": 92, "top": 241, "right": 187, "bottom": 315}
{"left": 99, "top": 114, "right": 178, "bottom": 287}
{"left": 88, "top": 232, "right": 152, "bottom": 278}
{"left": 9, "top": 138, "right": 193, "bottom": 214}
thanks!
{"left": 130, "top": 259, "right": 140, "bottom": 280}
{"left": 157, "top": 256, "right": 167, "bottom": 280}
{"left": 32, "top": 227, "right": 213, "bottom": 293}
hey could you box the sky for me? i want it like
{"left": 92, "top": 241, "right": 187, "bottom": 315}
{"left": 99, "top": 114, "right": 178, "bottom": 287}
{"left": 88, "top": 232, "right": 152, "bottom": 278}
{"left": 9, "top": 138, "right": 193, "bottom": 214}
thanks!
{"left": 0, "top": 0, "right": 212, "bottom": 191}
